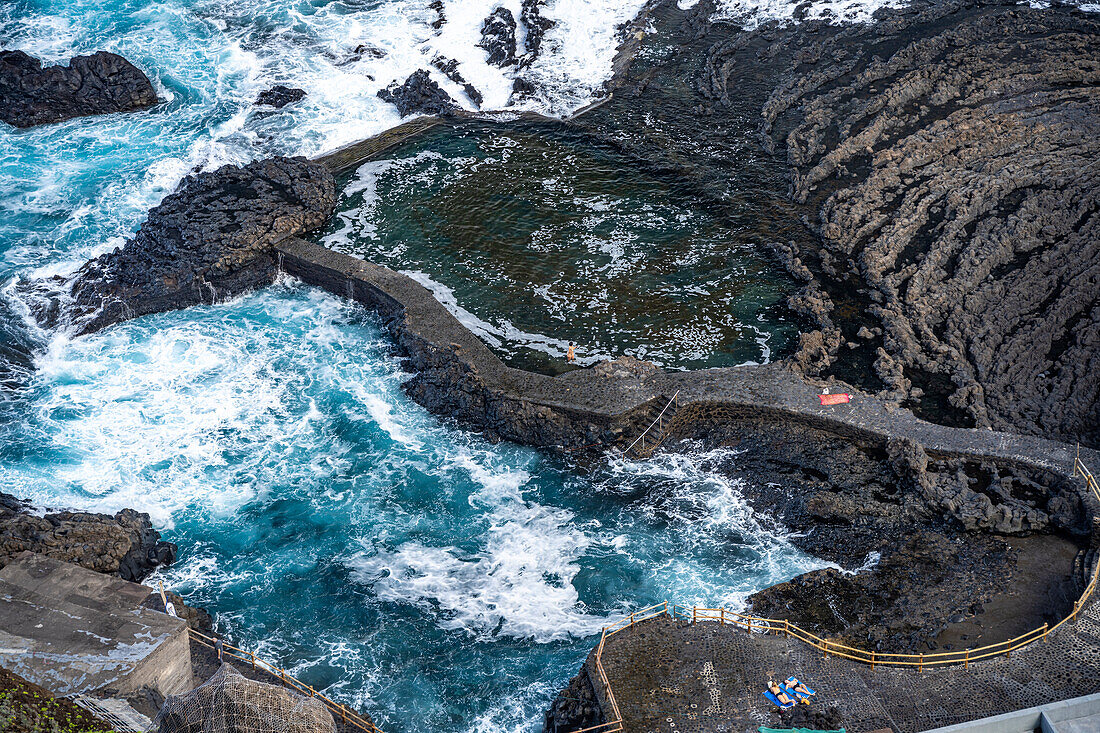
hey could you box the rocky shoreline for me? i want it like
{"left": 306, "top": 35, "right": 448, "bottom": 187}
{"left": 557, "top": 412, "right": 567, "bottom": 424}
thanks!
{"left": 0, "top": 492, "right": 212, "bottom": 632}
{"left": 7, "top": 0, "right": 1099, "bottom": 729}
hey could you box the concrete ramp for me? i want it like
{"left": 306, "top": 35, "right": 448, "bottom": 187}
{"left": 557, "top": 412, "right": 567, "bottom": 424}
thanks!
{"left": 0, "top": 552, "right": 192, "bottom": 698}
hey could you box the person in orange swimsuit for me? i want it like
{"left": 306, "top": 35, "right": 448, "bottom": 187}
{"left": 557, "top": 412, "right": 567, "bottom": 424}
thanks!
{"left": 567, "top": 343, "right": 575, "bottom": 363}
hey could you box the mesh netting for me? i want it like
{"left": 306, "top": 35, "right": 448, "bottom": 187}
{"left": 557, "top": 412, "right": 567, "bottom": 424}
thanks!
{"left": 153, "top": 664, "right": 336, "bottom": 733}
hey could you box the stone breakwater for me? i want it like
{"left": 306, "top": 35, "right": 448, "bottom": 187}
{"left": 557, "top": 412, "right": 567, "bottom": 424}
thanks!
{"left": 274, "top": 237, "right": 1099, "bottom": 480}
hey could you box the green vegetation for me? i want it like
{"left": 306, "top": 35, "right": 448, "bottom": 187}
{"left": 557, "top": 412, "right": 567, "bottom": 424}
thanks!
{"left": 0, "top": 668, "right": 115, "bottom": 733}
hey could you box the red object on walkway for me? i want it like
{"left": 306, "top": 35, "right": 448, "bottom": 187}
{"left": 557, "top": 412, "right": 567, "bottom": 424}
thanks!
{"left": 819, "top": 393, "right": 851, "bottom": 406}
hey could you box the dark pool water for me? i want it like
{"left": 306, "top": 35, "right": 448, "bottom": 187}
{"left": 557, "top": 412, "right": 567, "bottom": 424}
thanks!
{"left": 318, "top": 121, "right": 800, "bottom": 373}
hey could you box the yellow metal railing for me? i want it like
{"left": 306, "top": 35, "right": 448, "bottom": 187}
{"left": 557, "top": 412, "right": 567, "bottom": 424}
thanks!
{"left": 188, "top": 628, "right": 383, "bottom": 733}
{"left": 569, "top": 459, "right": 1100, "bottom": 732}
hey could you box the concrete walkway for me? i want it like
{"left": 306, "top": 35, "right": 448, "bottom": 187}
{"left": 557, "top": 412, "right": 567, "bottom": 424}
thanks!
{"left": 275, "top": 237, "right": 1098, "bottom": 483}
{"left": 592, "top": 606, "right": 1100, "bottom": 733}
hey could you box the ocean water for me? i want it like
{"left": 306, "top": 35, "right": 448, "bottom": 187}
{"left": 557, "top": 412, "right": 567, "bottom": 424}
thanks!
{"left": 0, "top": 0, "right": 1019, "bottom": 729}
{"left": 0, "top": 280, "right": 824, "bottom": 731}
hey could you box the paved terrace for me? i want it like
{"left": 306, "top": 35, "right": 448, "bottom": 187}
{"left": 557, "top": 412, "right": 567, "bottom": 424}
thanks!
{"left": 275, "top": 237, "right": 1099, "bottom": 480}
{"left": 590, "top": 608, "right": 1100, "bottom": 733}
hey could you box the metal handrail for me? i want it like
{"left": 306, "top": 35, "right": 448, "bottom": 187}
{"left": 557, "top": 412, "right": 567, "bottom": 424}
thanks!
{"left": 624, "top": 391, "right": 680, "bottom": 455}
{"left": 567, "top": 460, "right": 1100, "bottom": 731}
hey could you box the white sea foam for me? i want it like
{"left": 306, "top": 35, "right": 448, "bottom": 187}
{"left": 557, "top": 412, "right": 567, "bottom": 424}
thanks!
{"left": 348, "top": 450, "right": 609, "bottom": 641}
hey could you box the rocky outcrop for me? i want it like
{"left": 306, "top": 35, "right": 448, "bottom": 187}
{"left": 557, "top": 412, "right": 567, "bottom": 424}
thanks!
{"left": 432, "top": 56, "right": 483, "bottom": 107}
{"left": 478, "top": 8, "right": 518, "bottom": 67}
{"left": 377, "top": 69, "right": 457, "bottom": 116}
{"left": 255, "top": 85, "right": 305, "bottom": 108}
{"left": 0, "top": 50, "right": 157, "bottom": 128}
{"left": 755, "top": 3, "right": 1100, "bottom": 446}
{"left": 520, "top": 0, "right": 555, "bottom": 64}
{"left": 429, "top": 0, "right": 446, "bottom": 30}
{"left": 155, "top": 664, "right": 338, "bottom": 733}
{"left": 543, "top": 667, "right": 603, "bottom": 733}
{"left": 23, "top": 156, "right": 335, "bottom": 335}
{"left": 0, "top": 492, "right": 176, "bottom": 582}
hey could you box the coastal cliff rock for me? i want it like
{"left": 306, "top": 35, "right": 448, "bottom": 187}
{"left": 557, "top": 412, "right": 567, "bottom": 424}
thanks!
{"left": 255, "top": 85, "right": 305, "bottom": 108}
{"left": 155, "top": 664, "right": 337, "bottom": 733}
{"left": 0, "top": 50, "right": 157, "bottom": 128}
{"left": 25, "top": 156, "right": 335, "bottom": 335}
{"left": 0, "top": 492, "right": 175, "bottom": 582}
{"left": 543, "top": 667, "right": 603, "bottom": 733}
{"left": 520, "top": 0, "right": 555, "bottom": 63}
{"left": 754, "top": 3, "right": 1100, "bottom": 446}
{"left": 479, "top": 8, "right": 518, "bottom": 67}
{"left": 378, "top": 69, "right": 457, "bottom": 116}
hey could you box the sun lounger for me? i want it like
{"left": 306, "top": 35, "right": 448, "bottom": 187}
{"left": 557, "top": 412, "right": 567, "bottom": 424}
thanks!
{"left": 764, "top": 690, "right": 796, "bottom": 710}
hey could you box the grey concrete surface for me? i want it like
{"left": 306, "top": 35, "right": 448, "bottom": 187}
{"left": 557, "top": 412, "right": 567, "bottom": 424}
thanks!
{"left": 0, "top": 552, "right": 192, "bottom": 698}
{"left": 590, "top": 607, "right": 1100, "bottom": 733}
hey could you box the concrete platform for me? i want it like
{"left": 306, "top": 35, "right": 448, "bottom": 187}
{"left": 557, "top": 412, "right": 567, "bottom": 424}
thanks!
{"left": 0, "top": 552, "right": 192, "bottom": 698}
{"left": 591, "top": 601, "right": 1100, "bottom": 733}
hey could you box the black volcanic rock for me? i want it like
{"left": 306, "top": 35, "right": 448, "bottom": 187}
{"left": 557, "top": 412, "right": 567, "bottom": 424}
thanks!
{"left": 520, "top": 0, "right": 555, "bottom": 63}
{"left": 25, "top": 157, "right": 336, "bottom": 335}
{"left": 478, "top": 7, "right": 518, "bottom": 67}
{"left": 255, "top": 85, "right": 306, "bottom": 108}
{"left": 429, "top": 0, "right": 446, "bottom": 30}
{"left": 511, "top": 76, "right": 535, "bottom": 101}
{"left": 751, "top": 3, "right": 1100, "bottom": 446}
{"left": 0, "top": 50, "right": 157, "bottom": 128}
{"left": 377, "top": 69, "right": 457, "bottom": 116}
{"left": 0, "top": 492, "right": 175, "bottom": 582}
{"left": 432, "top": 56, "right": 483, "bottom": 107}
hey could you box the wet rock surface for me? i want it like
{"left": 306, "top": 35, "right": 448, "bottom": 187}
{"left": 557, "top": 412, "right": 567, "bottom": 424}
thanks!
{"left": 377, "top": 69, "right": 458, "bottom": 116}
{"left": 520, "top": 0, "right": 555, "bottom": 64}
{"left": 543, "top": 666, "right": 603, "bottom": 733}
{"left": 673, "top": 417, "right": 1083, "bottom": 651}
{"left": 756, "top": 2, "right": 1099, "bottom": 446}
{"left": 0, "top": 492, "right": 176, "bottom": 582}
{"left": 23, "top": 156, "right": 335, "bottom": 335}
{"left": 432, "top": 56, "right": 483, "bottom": 107}
{"left": 255, "top": 85, "right": 305, "bottom": 108}
{"left": 478, "top": 7, "right": 518, "bottom": 67}
{"left": 0, "top": 50, "right": 157, "bottom": 128}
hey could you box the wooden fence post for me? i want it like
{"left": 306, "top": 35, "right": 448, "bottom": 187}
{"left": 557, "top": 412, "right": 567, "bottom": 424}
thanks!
{"left": 692, "top": 607, "right": 696, "bottom": 624}
{"left": 720, "top": 608, "right": 725, "bottom": 625}
{"left": 964, "top": 649, "right": 969, "bottom": 671}
{"left": 1042, "top": 622, "right": 1049, "bottom": 642}
{"left": 870, "top": 651, "right": 875, "bottom": 671}
{"left": 919, "top": 653, "right": 923, "bottom": 673}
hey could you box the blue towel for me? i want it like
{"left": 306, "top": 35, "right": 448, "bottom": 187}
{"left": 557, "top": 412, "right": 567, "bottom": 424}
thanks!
{"left": 764, "top": 690, "right": 795, "bottom": 710}
{"left": 785, "top": 677, "right": 816, "bottom": 699}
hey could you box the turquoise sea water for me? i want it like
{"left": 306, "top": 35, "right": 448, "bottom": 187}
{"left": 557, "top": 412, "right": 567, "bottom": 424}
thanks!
{"left": 0, "top": 0, "right": 832, "bottom": 730}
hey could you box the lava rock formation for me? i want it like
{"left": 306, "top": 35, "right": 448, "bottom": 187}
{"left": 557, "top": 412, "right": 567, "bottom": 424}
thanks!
{"left": 24, "top": 156, "right": 336, "bottom": 335}
{"left": 255, "top": 85, "right": 306, "bottom": 108}
{"left": 378, "top": 69, "right": 458, "bottom": 116}
{"left": 0, "top": 50, "right": 157, "bottom": 128}
{"left": 0, "top": 492, "right": 176, "bottom": 582}
{"left": 479, "top": 7, "right": 518, "bottom": 67}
